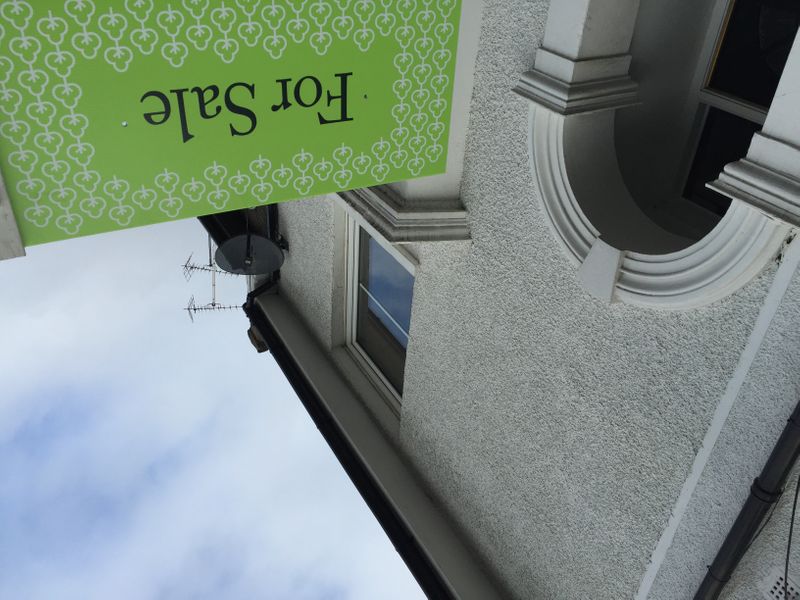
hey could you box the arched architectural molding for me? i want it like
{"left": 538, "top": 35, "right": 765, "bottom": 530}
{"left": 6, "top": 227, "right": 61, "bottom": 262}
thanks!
{"left": 524, "top": 99, "right": 789, "bottom": 309}
{"left": 514, "top": 0, "right": 798, "bottom": 310}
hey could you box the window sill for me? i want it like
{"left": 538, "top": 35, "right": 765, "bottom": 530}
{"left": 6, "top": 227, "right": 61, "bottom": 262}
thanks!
{"left": 331, "top": 345, "right": 402, "bottom": 439}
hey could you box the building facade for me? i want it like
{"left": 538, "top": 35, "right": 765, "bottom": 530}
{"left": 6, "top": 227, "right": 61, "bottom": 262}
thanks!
{"left": 243, "top": 0, "right": 800, "bottom": 598}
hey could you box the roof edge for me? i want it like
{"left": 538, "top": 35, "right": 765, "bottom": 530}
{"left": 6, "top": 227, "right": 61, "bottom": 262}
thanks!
{"left": 243, "top": 291, "right": 506, "bottom": 600}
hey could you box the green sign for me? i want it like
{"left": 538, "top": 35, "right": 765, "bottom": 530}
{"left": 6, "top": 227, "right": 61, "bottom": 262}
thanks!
{"left": 0, "top": 0, "right": 461, "bottom": 245}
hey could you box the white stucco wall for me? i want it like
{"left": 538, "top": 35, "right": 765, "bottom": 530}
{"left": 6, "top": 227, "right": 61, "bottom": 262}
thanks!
{"left": 648, "top": 241, "right": 800, "bottom": 600}
{"left": 275, "top": 195, "right": 338, "bottom": 350}
{"left": 396, "top": 2, "right": 777, "bottom": 596}
{"left": 272, "top": 1, "right": 800, "bottom": 598}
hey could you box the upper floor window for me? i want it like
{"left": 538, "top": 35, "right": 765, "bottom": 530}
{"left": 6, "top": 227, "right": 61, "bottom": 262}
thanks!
{"left": 345, "top": 216, "right": 416, "bottom": 401}
{"left": 708, "top": 0, "right": 799, "bottom": 108}
{"left": 356, "top": 229, "right": 414, "bottom": 395}
{"left": 516, "top": 0, "right": 797, "bottom": 308}
{"left": 683, "top": 107, "right": 761, "bottom": 216}
{"left": 685, "top": 0, "right": 799, "bottom": 217}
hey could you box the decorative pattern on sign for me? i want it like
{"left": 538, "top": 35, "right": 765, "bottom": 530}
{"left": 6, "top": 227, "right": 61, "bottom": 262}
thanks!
{"left": 0, "top": 0, "right": 459, "bottom": 242}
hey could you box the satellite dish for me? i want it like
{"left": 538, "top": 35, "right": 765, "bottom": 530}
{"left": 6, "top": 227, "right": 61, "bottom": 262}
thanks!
{"left": 215, "top": 233, "right": 285, "bottom": 275}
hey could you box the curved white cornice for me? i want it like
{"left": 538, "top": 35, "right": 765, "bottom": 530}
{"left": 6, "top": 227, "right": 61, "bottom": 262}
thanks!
{"left": 527, "top": 106, "right": 790, "bottom": 310}
{"left": 515, "top": 0, "right": 799, "bottom": 310}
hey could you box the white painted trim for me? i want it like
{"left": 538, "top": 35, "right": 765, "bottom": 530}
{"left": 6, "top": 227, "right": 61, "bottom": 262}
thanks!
{"left": 341, "top": 207, "right": 416, "bottom": 412}
{"left": 525, "top": 105, "right": 790, "bottom": 309}
{"left": 577, "top": 238, "right": 624, "bottom": 303}
{"left": 710, "top": 157, "right": 800, "bottom": 228}
{"left": 338, "top": 186, "right": 470, "bottom": 243}
{"left": 635, "top": 233, "right": 800, "bottom": 599}
{"left": 344, "top": 344, "right": 403, "bottom": 417}
{"left": 693, "top": 0, "right": 736, "bottom": 92}
{"left": 697, "top": 89, "right": 767, "bottom": 126}
{"left": 709, "top": 22, "right": 800, "bottom": 225}
{"left": 514, "top": 65, "right": 639, "bottom": 116}
{"left": 334, "top": 193, "right": 419, "bottom": 272}
{"left": 516, "top": 0, "right": 796, "bottom": 309}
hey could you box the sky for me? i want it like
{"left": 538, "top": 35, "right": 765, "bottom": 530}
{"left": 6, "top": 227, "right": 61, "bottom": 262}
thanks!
{"left": 0, "top": 218, "right": 424, "bottom": 600}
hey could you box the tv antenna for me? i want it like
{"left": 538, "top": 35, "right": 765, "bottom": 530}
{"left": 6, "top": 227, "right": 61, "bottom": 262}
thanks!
{"left": 182, "top": 235, "right": 236, "bottom": 281}
{"left": 184, "top": 295, "right": 240, "bottom": 322}
{"left": 183, "top": 235, "right": 242, "bottom": 322}
{"left": 182, "top": 253, "right": 231, "bottom": 280}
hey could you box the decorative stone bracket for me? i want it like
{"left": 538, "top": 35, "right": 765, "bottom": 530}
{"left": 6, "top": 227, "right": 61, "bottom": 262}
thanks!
{"left": 513, "top": 0, "right": 795, "bottom": 309}
{"left": 515, "top": 50, "right": 639, "bottom": 116}
{"left": 338, "top": 185, "right": 470, "bottom": 243}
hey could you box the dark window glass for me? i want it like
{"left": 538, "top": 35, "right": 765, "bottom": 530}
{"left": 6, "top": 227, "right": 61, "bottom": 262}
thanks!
{"left": 356, "top": 229, "right": 414, "bottom": 395}
{"left": 709, "top": 0, "right": 799, "bottom": 108}
{"left": 684, "top": 107, "right": 761, "bottom": 216}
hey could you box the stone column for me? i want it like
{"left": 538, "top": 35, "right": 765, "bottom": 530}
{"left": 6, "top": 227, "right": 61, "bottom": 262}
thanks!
{"left": 514, "top": 0, "right": 641, "bottom": 114}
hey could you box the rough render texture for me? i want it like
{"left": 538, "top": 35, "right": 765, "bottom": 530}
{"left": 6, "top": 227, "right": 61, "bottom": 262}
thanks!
{"left": 277, "top": 195, "right": 337, "bottom": 350}
{"left": 396, "top": 1, "right": 783, "bottom": 599}
{"left": 271, "top": 1, "right": 800, "bottom": 599}
{"left": 649, "top": 261, "right": 800, "bottom": 600}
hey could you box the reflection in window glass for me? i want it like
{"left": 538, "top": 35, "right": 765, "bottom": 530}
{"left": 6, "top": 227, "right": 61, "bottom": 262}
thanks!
{"left": 356, "top": 229, "right": 414, "bottom": 395}
{"left": 365, "top": 237, "right": 414, "bottom": 348}
{"left": 708, "top": 0, "right": 799, "bottom": 108}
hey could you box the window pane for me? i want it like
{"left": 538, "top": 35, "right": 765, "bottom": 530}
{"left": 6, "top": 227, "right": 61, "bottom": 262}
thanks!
{"left": 366, "top": 295, "right": 409, "bottom": 348}
{"left": 708, "top": 0, "right": 799, "bottom": 108}
{"left": 363, "top": 233, "right": 414, "bottom": 345}
{"left": 684, "top": 107, "right": 761, "bottom": 216}
{"left": 355, "top": 229, "right": 415, "bottom": 395}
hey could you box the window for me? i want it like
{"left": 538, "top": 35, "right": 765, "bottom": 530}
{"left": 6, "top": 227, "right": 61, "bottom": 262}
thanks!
{"left": 683, "top": 108, "right": 761, "bottom": 216}
{"left": 685, "top": 0, "right": 799, "bottom": 216}
{"left": 516, "top": 0, "right": 794, "bottom": 308}
{"left": 345, "top": 216, "right": 416, "bottom": 401}
{"left": 708, "top": 0, "right": 799, "bottom": 108}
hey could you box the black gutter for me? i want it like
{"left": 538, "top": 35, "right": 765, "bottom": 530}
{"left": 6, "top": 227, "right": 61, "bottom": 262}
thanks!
{"left": 242, "top": 290, "right": 457, "bottom": 600}
{"left": 199, "top": 204, "right": 278, "bottom": 247}
{"left": 695, "top": 399, "right": 800, "bottom": 599}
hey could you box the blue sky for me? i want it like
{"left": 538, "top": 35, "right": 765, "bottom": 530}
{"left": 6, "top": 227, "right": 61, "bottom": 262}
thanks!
{"left": 0, "top": 218, "right": 424, "bottom": 600}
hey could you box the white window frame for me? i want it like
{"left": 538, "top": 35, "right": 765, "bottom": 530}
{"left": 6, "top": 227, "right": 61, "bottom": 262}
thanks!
{"left": 697, "top": 89, "right": 768, "bottom": 126}
{"left": 698, "top": 0, "right": 768, "bottom": 125}
{"left": 342, "top": 203, "right": 417, "bottom": 414}
{"left": 677, "top": 0, "right": 776, "bottom": 208}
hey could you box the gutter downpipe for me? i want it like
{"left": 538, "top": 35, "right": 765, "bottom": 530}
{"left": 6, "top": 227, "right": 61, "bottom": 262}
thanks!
{"left": 695, "top": 399, "right": 800, "bottom": 599}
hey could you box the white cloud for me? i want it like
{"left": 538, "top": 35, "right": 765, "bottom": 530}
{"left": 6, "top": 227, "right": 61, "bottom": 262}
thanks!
{"left": 0, "top": 219, "right": 424, "bottom": 600}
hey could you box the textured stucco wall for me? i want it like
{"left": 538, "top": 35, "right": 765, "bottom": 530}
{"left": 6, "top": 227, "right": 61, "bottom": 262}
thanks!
{"left": 277, "top": 196, "right": 338, "bottom": 349}
{"left": 270, "top": 1, "right": 800, "bottom": 598}
{"left": 648, "top": 250, "right": 800, "bottom": 600}
{"left": 395, "top": 1, "right": 784, "bottom": 598}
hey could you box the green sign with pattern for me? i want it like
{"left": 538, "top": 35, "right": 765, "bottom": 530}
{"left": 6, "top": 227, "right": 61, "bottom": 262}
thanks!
{"left": 0, "top": 0, "right": 461, "bottom": 245}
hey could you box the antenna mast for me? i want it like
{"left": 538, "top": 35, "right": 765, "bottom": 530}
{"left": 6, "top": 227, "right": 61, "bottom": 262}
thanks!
{"left": 210, "top": 235, "right": 218, "bottom": 307}
{"left": 182, "top": 235, "right": 242, "bottom": 322}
